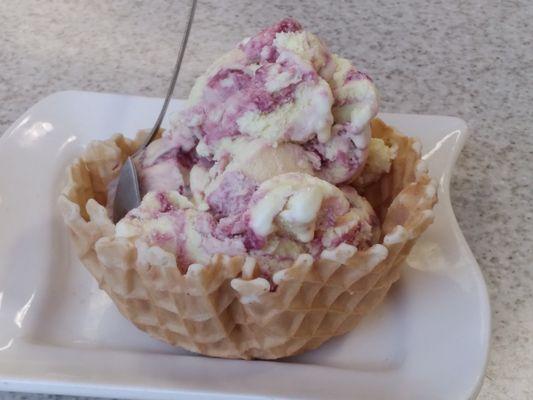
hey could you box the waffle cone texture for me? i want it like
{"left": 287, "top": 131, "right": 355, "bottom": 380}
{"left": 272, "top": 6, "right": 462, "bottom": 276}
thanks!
{"left": 58, "top": 118, "right": 437, "bottom": 360}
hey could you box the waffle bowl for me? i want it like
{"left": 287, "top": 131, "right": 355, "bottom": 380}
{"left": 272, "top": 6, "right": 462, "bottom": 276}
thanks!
{"left": 58, "top": 118, "right": 437, "bottom": 360}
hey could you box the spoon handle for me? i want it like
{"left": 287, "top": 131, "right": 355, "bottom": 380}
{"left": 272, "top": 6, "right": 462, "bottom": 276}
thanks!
{"left": 138, "top": 0, "right": 197, "bottom": 152}
{"left": 113, "top": 0, "right": 197, "bottom": 223}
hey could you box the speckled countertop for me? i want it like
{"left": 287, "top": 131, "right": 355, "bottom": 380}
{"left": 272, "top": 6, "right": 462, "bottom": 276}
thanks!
{"left": 0, "top": 0, "right": 532, "bottom": 399}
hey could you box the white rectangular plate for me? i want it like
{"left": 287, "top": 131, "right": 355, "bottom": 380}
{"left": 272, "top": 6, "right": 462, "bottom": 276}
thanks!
{"left": 0, "top": 91, "right": 490, "bottom": 399}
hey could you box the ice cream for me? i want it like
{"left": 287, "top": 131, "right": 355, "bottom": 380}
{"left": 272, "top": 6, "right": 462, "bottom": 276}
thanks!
{"left": 134, "top": 18, "right": 378, "bottom": 200}
{"left": 245, "top": 173, "right": 380, "bottom": 272}
{"left": 115, "top": 18, "right": 383, "bottom": 275}
{"left": 117, "top": 172, "right": 380, "bottom": 274}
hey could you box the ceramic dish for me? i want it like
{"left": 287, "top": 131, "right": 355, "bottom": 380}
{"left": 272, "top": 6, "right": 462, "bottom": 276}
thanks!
{"left": 0, "top": 91, "right": 490, "bottom": 399}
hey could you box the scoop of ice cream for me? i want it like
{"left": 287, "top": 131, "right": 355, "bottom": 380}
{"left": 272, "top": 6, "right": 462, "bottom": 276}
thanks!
{"left": 241, "top": 173, "right": 380, "bottom": 274}
{"left": 117, "top": 173, "right": 379, "bottom": 274}
{"left": 247, "top": 173, "right": 379, "bottom": 253}
{"left": 185, "top": 31, "right": 335, "bottom": 151}
{"left": 136, "top": 18, "right": 379, "bottom": 199}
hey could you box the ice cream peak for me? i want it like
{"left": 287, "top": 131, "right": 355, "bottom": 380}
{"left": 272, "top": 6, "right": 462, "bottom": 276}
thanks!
{"left": 239, "top": 18, "right": 304, "bottom": 63}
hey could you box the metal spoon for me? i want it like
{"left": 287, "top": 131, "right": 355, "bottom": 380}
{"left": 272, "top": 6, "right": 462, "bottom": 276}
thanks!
{"left": 113, "top": 0, "right": 197, "bottom": 223}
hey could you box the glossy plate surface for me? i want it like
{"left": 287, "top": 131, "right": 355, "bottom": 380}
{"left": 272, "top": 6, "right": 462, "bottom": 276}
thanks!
{"left": 0, "top": 91, "right": 490, "bottom": 399}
